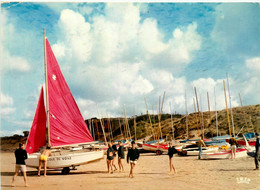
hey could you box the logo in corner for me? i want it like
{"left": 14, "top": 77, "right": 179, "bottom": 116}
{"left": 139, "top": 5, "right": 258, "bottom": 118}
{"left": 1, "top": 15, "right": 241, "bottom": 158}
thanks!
{"left": 236, "top": 177, "right": 250, "bottom": 184}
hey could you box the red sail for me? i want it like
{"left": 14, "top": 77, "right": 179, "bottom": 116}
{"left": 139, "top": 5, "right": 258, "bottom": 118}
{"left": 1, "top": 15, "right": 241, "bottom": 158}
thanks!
{"left": 45, "top": 38, "right": 93, "bottom": 147}
{"left": 25, "top": 86, "right": 46, "bottom": 154}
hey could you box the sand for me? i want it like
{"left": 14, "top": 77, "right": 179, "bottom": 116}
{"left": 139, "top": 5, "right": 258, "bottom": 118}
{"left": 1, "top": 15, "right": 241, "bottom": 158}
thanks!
{"left": 1, "top": 151, "right": 260, "bottom": 190}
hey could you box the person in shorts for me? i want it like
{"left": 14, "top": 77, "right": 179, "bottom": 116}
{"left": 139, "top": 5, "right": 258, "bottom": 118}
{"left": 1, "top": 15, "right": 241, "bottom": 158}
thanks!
{"left": 229, "top": 135, "right": 238, "bottom": 159}
{"left": 168, "top": 142, "right": 177, "bottom": 175}
{"left": 38, "top": 146, "right": 52, "bottom": 176}
{"left": 107, "top": 143, "right": 114, "bottom": 174}
{"left": 111, "top": 140, "right": 118, "bottom": 171}
{"left": 127, "top": 141, "right": 139, "bottom": 178}
{"left": 11, "top": 143, "right": 28, "bottom": 187}
{"left": 117, "top": 141, "right": 125, "bottom": 172}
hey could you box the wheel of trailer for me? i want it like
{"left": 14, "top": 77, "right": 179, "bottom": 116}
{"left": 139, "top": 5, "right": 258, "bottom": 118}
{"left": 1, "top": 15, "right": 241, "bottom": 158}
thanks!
{"left": 156, "top": 150, "right": 162, "bottom": 155}
{"left": 62, "top": 167, "right": 70, "bottom": 175}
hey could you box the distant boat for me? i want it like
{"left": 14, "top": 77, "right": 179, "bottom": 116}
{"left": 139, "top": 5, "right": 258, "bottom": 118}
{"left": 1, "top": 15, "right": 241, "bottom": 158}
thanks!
{"left": 25, "top": 31, "right": 103, "bottom": 174}
{"left": 200, "top": 148, "right": 247, "bottom": 159}
{"left": 142, "top": 143, "right": 169, "bottom": 155}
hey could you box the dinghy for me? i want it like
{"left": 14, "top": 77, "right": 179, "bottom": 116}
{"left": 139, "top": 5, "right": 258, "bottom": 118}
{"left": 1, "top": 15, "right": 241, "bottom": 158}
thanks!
{"left": 142, "top": 143, "right": 169, "bottom": 155}
{"left": 25, "top": 32, "right": 104, "bottom": 174}
{"left": 200, "top": 148, "right": 248, "bottom": 159}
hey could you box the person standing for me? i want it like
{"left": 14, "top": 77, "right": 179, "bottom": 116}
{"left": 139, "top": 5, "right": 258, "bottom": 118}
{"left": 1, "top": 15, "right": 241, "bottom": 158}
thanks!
{"left": 168, "top": 142, "right": 177, "bottom": 175}
{"left": 254, "top": 133, "right": 259, "bottom": 170}
{"left": 117, "top": 141, "right": 125, "bottom": 172}
{"left": 197, "top": 137, "right": 206, "bottom": 160}
{"left": 229, "top": 135, "right": 238, "bottom": 159}
{"left": 11, "top": 143, "right": 28, "bottom": 187}
{"left": 127, "top": 141, "right": 139, "bottom": 178}
{"left": 111, "top": 140, "right": 118, "bottom": 171}
{"left": 107, "top": 143, "right": 114, "bottom": 174}
{"left": 38, "top": 146, "right": 52, "bottom": 176}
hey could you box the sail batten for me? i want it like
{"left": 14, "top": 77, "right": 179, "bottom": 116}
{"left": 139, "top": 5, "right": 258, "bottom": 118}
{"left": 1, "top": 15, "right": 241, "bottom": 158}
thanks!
{"left": 45, "top": 38, "right": 93, "bottom": 147}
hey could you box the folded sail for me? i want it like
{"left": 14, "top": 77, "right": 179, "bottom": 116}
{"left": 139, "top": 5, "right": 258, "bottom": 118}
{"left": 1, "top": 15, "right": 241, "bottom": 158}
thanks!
{"left": 45, "top": 38, "right": 93, "bottom": 147}
{"left": 25, "top": 86, "right": 46, "bottom": 154}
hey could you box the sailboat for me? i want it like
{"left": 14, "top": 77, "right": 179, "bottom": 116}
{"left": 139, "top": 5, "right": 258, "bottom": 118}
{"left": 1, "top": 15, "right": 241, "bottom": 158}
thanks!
{"left": 25, "top": 31, "right": 104, "bottom": 174}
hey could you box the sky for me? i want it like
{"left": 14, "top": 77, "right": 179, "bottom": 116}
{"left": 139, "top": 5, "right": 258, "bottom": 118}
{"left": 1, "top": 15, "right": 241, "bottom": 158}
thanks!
{"left": 1, "top": 2, "right": 260, "bottom": 136}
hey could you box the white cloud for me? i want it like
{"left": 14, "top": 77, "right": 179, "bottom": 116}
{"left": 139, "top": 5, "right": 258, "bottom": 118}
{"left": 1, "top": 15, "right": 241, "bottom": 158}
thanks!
{"left": 0, "top": 91, "right": 13, "bottom": 106}
{"left": 0, "top": 11, "right": 30, "bottom": 74}
{"left": 246, "top": 57, "right": 260, "bottom": 73}
{"left": 139, "top": 18, "right": 168, "bottom": 54}
{"left": 0, "top": 91, "right": 16, "bottom": 116}
{"left": 168, "top": 22, "right": 201, "bottom": 65}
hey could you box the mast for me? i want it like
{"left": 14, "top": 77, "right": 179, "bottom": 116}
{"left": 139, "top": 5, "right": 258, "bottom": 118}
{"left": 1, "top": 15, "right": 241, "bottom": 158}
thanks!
{"left": 239, "top": 93, "right": 250, "bottom": 132}
{"left": 214, "top": 87, "right": 218, "bottom": 137}
{"left": 193, "top": 97, "right": 200, "bottom": 136}
{"left": 107, "top": 113, "right": 113, "bottom": 140}
{"left": 88, "top": 119, "right": 92, "bottom": 137}
{"left": 123, "top": 105, "right": 131, "bottom": 139}
{"left": 223, "top": 80, "right": 231, "bottom": 136}
{"left": 169, "top": 102, "right": 174, "bottom": 140}
{"left": 144, "top": 97, "right": 155, "bottom": 142}
{"left": 43, "top": 29, "right": 51, "bottom": 146}
{"left": 194, "top": 87, "right": 202, "bottom": 135}
{"left": 200, "top": 95, "right": 205, "bottom": 139}
{"left": 96, "top": 104, "right": 107, "bottom": 144}
{"left": 185, "top": 90, "right": 188, "bottom": 139}
{"left": 118, "top": 118, "right": 123, "bottom": 139}
{"left": 226, "top": 73, "right": 235, "bottom": 136}
{"left": 133, "top": 107, "right": 136, "bottom": 141}
{"left": 207, "top": 91, "right": 212, "bottom": 137}
{"left": 91, "top": 119, "right": 95, "bottom": 141}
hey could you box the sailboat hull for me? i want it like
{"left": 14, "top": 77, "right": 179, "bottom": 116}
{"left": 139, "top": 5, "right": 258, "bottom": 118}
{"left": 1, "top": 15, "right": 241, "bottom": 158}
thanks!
{"left": 200, "top": 148, "right": 247, "bottom": 159}
{"left": 25, "top": 150, "right": 104, "bottom": 169}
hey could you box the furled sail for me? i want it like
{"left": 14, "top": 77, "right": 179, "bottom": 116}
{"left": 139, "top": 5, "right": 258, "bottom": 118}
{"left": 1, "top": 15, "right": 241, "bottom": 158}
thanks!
{"left": 45, "top": 38, "right": 93, "bottom": 147}
{"left": 25, "top": 86, "right": 46, "bottom": 154}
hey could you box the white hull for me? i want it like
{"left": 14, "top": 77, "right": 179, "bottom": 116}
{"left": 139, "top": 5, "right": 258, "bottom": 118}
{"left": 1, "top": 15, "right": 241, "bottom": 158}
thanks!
{"left": 201, "top": 149, "right": 248, "bottom": 159}
{"left": 185, "top": 147, "right": 219, "bottom": 156}
{"left": 25, "top": 150, "right": 104, "bottom": 169}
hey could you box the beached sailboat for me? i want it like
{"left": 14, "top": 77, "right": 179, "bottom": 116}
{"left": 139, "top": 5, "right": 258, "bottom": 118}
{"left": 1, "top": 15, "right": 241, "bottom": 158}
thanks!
{"left": 25, "top": 31, "right": 104, "bottom": 174}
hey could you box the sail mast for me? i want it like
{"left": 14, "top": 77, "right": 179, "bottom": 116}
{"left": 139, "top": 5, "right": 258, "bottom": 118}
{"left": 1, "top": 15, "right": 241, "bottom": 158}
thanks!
{"left": 194, "top": 87, "right": 202, "bottom": 136}
{"left": 133, "top": 107, "right": 136, "bottom": 141}
{"left": 43, "top": 29, "right": 51, "bottom": 146}
{"left": 185, "top": 90, "right": 189, "bottom": 139}
{"left": 226, "top": 73, "right": 235, "bottom": 136}
{"left": 214, "top": 87, "right": 218, "bottom": 137}
{"left": 207, "top": 91, "right": 212, "bottom": 137}
{"left": 199, "top": 94, "right": 205, "bottom": 139}
{"left": 223, "top": 80, "right": 231, "bottom": 136}
{"left": 169, "top": 102, "right": 174, "bottom": 140}
{"left": 144, "top": 97, "right": 155, "bottom": 142}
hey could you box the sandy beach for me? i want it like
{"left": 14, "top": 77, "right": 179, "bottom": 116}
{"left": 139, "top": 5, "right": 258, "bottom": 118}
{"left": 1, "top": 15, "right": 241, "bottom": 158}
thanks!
{"left": 1, "top": 151, "right": 259, "bottom": 190}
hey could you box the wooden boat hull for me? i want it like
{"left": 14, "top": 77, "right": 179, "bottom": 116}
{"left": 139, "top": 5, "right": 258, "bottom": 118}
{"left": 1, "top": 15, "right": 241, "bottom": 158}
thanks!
{"left": 25, "top": 150, "right": 104, "bottom": 169}
{"left": 201, "top": 148, "right": 247, "bottom": 159}
{"left": 142, "top": 144, "right": 168, "bottom": 152}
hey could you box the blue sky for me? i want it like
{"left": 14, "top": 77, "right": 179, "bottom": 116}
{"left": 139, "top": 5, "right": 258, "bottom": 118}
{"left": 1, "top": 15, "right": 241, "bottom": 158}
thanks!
{"left": 1, "top": 3, "right": 260, "bottom": 136}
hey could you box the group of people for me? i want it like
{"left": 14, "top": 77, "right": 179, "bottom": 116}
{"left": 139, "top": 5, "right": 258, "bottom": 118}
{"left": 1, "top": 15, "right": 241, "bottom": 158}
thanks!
{"left": 107, "top": 140, "right": 140, "bottom": 178}
{"left": 11, "top": 133, "right": 260, "bottom": 186}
